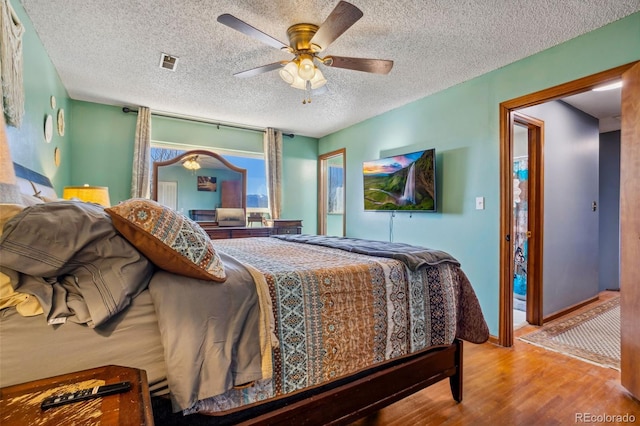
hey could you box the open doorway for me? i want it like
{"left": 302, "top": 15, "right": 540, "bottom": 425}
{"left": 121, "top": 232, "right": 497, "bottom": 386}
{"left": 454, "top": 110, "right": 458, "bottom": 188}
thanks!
{"left": 499, "top": 60, "right": 640, "bottom": 401}
{"left": 511, "top": 113, "right": 544, "bottom": 330}
{"left": 498, "top": 62, "right": 636, "bottom": 347}
{"left": 318, "top": 148, "right": 346, "bottom": 236}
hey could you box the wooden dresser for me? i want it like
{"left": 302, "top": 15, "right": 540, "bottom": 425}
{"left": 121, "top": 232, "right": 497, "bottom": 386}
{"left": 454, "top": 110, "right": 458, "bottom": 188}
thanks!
{"left": 202, "top": 219, "right": 302, "bottom": 239}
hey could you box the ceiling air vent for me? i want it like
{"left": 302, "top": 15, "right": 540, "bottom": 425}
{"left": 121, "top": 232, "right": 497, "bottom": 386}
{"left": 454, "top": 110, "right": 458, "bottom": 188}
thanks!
{"left": 159, "top": 53, "right": 178, "bottom": 71}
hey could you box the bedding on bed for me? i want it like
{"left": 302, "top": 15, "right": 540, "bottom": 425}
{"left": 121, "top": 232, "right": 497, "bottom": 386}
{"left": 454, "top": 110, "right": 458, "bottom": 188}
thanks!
{"left": 0, "top": 201, "right": 154, "bottom": 327}
{"left": 0, "top": 201, "right": 272, "bottom": 415}
{"left": 148, "top": 252, "right": 268, "bottom": 412}
{"left": 0, "top": 289, "right": 169, "bottom": 394}
{"left": 0, "top": 201, "right": 489, "bottom": 419}
{"left": 271, "top": 233, "right": 461, "bottom": 270}
{"left": 186, "top": 236, "right": 489, "bottom": 415}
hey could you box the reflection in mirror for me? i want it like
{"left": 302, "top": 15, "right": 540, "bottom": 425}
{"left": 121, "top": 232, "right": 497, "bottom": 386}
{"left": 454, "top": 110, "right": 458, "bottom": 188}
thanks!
{"left": 152, "top": 150, "right": 247, "bottom": 221}
{"left": 318, "top": 148, "right": 346, "bottom": 236}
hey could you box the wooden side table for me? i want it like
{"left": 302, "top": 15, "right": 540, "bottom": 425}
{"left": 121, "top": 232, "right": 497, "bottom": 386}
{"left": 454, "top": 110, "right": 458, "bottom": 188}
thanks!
{"left": 0, "top": 365, "right": 154, "bottom": 425}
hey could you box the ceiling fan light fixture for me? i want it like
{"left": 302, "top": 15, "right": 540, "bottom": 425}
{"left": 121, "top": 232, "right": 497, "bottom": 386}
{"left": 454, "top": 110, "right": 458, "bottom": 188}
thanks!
{"left": 219, "top": 2, "right": 393, "bottom": 104}
{"left": 310, "top": 67, "right": 327, "bottom": 89}
{"left": 279, "top": 61, "right": 298, "bottom": 84}
{"left": 183, "top": 157, "right": 201, "bottom": 170}
{"left": 290, "top": 73, "right": 308, "bottom": 90}
{"left": 298, "top": 57, "right": 316, "bottom": 80}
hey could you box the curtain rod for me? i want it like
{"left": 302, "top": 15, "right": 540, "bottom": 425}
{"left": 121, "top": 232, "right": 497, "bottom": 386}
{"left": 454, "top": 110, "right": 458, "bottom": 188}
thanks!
{"left": 122, "top": 107, "right": 294, "bottom": 138}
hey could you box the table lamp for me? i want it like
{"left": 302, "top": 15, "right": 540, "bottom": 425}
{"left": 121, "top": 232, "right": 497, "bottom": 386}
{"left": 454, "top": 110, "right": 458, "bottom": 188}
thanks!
{"left": 63, "top": 185, "right": 111, "bottom": 207}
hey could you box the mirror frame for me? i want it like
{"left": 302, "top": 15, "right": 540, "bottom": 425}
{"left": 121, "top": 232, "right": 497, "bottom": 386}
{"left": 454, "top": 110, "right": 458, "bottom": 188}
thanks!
{"left": 152, "top": 149, "right": 247, "bottom": 210}
{"left": 318, "top": 148, "right": 346, "bottom": 236}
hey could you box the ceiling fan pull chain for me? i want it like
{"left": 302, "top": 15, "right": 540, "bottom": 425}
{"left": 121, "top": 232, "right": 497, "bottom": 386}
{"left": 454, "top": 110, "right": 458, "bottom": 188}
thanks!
{"left": 303, "top": 80, "right": 312, "bottom": 104}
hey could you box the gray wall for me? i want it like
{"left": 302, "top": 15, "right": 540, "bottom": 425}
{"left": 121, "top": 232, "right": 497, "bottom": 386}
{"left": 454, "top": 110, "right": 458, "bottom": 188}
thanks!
{"left": 599, "top": 131, "right": 621, "bottom": 291}
{"left": 520, "top": 101, "right": 600, "bottom": 317}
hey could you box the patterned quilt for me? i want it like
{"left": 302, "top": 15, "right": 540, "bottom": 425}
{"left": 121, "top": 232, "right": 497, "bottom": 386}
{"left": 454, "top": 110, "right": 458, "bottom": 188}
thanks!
{"left": 188, "top": 237, "right": 488, "bottom": 414}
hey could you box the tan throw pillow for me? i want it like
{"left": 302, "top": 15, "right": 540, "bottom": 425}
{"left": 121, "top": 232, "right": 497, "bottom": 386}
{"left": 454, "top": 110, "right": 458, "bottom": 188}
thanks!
{"left": 106, "top": 198, "right": 226, "bottom": 282}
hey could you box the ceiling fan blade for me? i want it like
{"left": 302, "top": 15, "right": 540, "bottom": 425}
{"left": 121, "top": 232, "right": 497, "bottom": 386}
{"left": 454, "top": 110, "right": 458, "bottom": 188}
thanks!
{"left": 310, "top": 1, "right": 363, "bottom": 51}
{"left": 325, "top": 56, "right": 393, "bottom": 74}
{"left": 218, "top": 14, "right": 289, "bottom": 50}
{"left": 234, "top": 61, "right": 287, "bottom": 78}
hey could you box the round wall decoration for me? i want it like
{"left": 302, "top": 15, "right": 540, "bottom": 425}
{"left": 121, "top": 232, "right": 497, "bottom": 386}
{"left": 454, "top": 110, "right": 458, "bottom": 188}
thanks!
{"left": 57, "top": 108, "right": 65, "bottom": 136}
{"left": 54, "top": 147, "right": 61, "bottom": 167}
{"left": 50, "top": 95, "right": 56, "bottom": 109}
{"left": 44, "top": 115, "right": 53, "bottom": 143}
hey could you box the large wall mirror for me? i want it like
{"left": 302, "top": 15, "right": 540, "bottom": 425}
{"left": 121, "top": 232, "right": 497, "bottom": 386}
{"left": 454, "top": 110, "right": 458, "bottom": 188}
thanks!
{"left": 152, "top": 150, "right": 247, "bottom": 220}
{"left": 318, "top": 148, "right": 346, "bottom": 236}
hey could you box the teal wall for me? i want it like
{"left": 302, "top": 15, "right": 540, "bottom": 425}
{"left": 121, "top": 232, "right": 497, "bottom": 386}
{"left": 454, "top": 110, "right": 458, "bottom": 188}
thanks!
{"left": 319, "top": 13, "right": 640, "bottom": 335}
{"left": 69, "top": 101, "right": 137, "bottom": 203}
{"left": 281, "top": 134, "right": 318, "bottom": 233}
{"left": 152, "top": 116, "right": 264, "bottom": 155}
{"left": 5, "top": 0, "right": 71, "bottom": 190}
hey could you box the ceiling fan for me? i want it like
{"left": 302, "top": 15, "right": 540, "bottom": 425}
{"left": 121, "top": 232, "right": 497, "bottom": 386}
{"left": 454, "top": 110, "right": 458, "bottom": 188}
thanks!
{"left": 217, "top": 1, "right": 393, "bottom": 103}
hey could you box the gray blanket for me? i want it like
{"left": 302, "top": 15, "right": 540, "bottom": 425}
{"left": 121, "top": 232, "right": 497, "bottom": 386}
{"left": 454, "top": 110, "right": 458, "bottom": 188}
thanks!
{"left": 272, "top": 234, "right": 460, "bottom": 270}
{"left": 0, "top": 201, "right": 154, "bottom": 327}
{"left": 148, "top": 252, "right": 263, "bottom": 413}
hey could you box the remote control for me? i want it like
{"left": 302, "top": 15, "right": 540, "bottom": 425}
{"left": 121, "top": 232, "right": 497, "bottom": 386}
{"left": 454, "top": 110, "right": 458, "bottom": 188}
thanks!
{"left": 41, "top": 381, "right": 131, "bottom": 410}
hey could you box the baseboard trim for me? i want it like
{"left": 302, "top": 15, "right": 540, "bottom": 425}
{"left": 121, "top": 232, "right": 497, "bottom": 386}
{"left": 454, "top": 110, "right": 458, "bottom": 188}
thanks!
{"left": 543, "top": 295, "right": 599, "bottom": 324}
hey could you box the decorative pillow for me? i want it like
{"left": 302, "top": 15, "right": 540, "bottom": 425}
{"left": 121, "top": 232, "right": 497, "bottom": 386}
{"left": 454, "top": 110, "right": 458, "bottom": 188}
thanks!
{"left": 106, "top": 199, "right": 226, "bottom": 282}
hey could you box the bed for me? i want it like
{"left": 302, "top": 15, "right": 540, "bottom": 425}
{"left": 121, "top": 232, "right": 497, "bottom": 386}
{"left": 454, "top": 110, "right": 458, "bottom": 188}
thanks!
{"left": 0, "top": 165, "right": 489, "bottom": 425}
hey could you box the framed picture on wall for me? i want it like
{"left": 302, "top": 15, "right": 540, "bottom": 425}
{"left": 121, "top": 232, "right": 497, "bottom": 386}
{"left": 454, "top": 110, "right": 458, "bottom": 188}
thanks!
{"left": 197, "top": 176, "right": 217, "bottom": 192}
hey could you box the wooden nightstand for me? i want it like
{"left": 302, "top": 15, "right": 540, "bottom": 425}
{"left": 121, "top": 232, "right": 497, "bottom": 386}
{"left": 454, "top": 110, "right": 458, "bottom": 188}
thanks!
{"left": 0, "top": 365, "right": 154, "bottom": 425}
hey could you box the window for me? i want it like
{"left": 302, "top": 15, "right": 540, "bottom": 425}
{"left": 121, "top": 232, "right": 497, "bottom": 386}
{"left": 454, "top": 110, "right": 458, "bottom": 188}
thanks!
{"left": 328, "top": 165, "right": 344, "bottom": 214}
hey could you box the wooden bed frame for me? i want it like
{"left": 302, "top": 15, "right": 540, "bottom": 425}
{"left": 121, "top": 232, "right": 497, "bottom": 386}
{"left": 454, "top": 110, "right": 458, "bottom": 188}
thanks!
{"left": 153, "top": 339, "right": 463, "bottom": 425}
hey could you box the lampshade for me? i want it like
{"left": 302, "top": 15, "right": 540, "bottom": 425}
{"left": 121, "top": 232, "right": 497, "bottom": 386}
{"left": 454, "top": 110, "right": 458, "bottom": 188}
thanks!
{"left": 298, "top": 57, "right": 316, "bottom": 80}
{"left": 310, "top": 67, "right": 327, "bottom": 89}
{"left": 63, "top": 185, "right": 111, "bottom": 207}
{"left": 290, "top": 73, "right": 307, "bottom": 90}
{"left": 279, "top": 61, "right": 298, "bottom": 85}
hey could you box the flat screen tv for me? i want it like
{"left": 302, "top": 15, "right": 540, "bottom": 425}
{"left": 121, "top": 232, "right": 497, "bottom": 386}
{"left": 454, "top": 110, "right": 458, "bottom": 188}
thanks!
{"left": 363, "top": 148, "right": 436, "bottom": 212}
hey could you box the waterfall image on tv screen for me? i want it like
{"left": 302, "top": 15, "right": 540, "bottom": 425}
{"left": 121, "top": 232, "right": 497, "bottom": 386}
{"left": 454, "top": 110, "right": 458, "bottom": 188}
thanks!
{"left": 363, "top": 149, "right": 436, "bottom": 211}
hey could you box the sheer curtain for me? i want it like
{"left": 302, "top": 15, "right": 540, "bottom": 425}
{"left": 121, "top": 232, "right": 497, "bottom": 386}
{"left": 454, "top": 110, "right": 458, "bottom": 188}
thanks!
{"left": 131, "top": 106, "right": 151, "bottom": 198}
{"left": 264, "top": 128, "right": 283, "bottom": 220}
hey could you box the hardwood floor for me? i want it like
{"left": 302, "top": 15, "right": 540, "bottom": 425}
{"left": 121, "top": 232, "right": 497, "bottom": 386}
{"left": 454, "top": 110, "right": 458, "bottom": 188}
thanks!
{"left": 351, "top": 292, "right": 639, "bottom": 425}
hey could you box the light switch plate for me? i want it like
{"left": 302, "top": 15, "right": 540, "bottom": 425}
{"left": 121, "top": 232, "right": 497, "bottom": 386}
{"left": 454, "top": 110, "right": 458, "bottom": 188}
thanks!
{"left": 475, "top": 196, "right": 485, "bottom": 210}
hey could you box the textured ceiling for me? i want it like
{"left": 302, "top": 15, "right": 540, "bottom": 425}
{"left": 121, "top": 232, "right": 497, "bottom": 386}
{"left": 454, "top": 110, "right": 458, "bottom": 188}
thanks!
{"left": 21, "top": 1, "right": 639, "bottom": 138}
